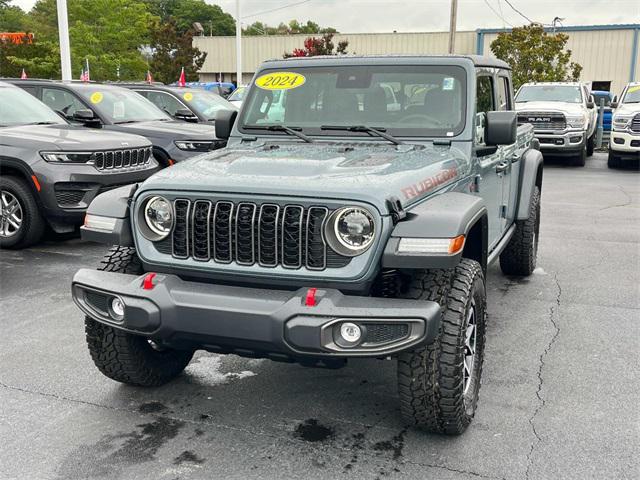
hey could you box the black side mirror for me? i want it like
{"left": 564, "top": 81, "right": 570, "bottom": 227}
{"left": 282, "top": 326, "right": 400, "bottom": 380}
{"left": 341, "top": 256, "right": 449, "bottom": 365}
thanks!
{"left": 611, "top": 96, "right": 619, "bottom": 109}
{"left": 485, "top": 111, "right": 517, "bottom": 146}
{"left": 215, "top": 109, "right": 238, "bottom": 140}
{"left": 73, "top": 109, "right": 100, "bottom": 126}
{"left": 175, "top": 108, "right": 198, "bottom": 122}
{"left": 586, "top": 94, "right": 595, "bottom": 109}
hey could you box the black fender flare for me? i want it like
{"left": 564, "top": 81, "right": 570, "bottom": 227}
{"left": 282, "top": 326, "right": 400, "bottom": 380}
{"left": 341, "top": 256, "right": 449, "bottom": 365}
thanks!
{"left": 80, "top": 184, "right": 137, "bottom": 246}
{"left": 382, "top": 192, "right": 488, "bottom": 270}
{"left": 516, "top": 148, "right": 544, "bottom": 221}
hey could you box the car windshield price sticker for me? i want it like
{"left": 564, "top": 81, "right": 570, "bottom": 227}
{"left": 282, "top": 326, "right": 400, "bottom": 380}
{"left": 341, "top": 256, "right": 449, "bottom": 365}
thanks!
{"left": 255, "top": 72, "right": 306, "bottom": 90}
{"left": 90, "top": 92, "right": 103, "bottom": 104}
{"left": 183, "top": 92, "right": 193, "bottom": 101}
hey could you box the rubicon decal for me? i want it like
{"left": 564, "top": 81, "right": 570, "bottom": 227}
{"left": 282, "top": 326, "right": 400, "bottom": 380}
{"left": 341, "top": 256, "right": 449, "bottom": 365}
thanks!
{"left": 401, "top": 168, "right": 458, "bottom": 200}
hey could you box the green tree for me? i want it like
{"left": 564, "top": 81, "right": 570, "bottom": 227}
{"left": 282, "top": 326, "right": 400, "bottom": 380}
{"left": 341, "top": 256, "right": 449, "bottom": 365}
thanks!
{"left": 0, "top": 0, "right": 29, "bottom": 31}
{"left": 490, "top": 23, "right": 582, "bottom": 89}
{"left": 142, "top": 0, "right": 234, "bottom": 35}
{"left": 149, "top": 19, "right": 206, "bottom": 84}
{"left": 244, "top": 18, "right": 337, "bottom": 36}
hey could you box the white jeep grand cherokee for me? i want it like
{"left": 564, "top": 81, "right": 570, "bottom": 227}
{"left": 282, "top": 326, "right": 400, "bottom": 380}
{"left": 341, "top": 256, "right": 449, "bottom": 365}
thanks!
{"left": 609, "top": 82, "right": 640, "bottom": 168}
{"left": 515, "top": 82, "right": 597, "bottom": 166}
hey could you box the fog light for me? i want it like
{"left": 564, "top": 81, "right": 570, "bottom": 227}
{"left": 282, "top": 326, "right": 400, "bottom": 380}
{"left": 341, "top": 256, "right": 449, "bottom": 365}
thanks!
{"left": 340, "top": 322, "right": 362, "bottom": 343}
{"left": 569, "top": 136, "right": 582, "bottom": 143}
{"left": 110, "top": 297, "right": 125, "bottom": 319}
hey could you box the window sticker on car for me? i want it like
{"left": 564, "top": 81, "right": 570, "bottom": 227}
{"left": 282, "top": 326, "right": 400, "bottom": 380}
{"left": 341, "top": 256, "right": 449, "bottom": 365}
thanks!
{"left": 183, "top": 92, "right": 193, "bottom": 101}
{"left": 255, "top": 72, "right": 306, "bottom": 90}
{"left": 90, "top": 92, "right": 103, "bottom": 104}
{"left": 628, "top": 85, "right": 640, "bottom": 94}
{"left": 442, "top": 77, "right": 454, "bottom": 91}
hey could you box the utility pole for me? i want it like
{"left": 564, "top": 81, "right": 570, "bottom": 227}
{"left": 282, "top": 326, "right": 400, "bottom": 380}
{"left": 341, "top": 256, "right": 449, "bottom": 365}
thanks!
{"left": 56, "top": 0, "right": 72, "bottom": 80}
{"left": 448, "top": 0, "right": 458, "bottom": 54}
{"left": 235, "top": 0, "right": 242, "bottom": 85}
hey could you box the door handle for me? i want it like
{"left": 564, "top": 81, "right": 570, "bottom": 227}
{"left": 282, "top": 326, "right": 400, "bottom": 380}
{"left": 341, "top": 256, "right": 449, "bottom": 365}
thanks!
{"left": 496, "top": 161, "right": 510, "bottom": 173}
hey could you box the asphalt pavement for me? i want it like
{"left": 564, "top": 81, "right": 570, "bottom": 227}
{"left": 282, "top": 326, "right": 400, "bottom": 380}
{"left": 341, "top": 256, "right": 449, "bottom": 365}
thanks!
{"left": 1, "top": 151, "right": 638, "bottom": 480}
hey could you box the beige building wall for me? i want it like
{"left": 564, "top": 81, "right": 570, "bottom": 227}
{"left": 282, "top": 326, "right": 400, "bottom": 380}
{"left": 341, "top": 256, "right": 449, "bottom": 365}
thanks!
{"left": 194, "top": 26, "right": 639, "bottom": 95}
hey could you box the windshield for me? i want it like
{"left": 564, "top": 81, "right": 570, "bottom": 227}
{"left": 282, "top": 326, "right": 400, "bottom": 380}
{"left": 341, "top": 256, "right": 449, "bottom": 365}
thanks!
{"left": 228, "top": 86, "right": 247, "bottom": 102}
{"left": 75, "top": 86, "right": 170, "bottom": 123}
{"left": 516, "top": 85, "right": 583, "bottom": 104}
{"left": 0, "top": 87, "right": 66, "bottom": 127}
{"left": 622, "top": 85, "right": 640, "bottom": 104}
{"left": 238, "top": 65, "right": 467, "bottom": 138}
{"left": 180, "top": 89, "right": 237, "bottom": 120}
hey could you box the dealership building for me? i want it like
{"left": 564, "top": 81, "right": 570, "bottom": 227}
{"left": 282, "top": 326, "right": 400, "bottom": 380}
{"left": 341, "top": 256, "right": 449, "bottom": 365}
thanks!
{"left": 194, "top": 23, "right": 640, "bottom": 96}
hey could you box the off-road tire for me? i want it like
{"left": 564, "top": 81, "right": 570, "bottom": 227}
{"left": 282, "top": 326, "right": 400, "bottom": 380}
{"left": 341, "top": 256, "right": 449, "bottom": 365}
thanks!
{"left": 397, "top": 259, "right": 487, "bottom": 435}
{"left": 84, "top": 246, "right": 194, "bottom": 386}
{"left": 586, "top": 134, "right": 595, "bottom": 157}
{"left": 607, "top": 150, "right": 620, "bottom": 169}
{"left": 0, "top": 175, "right": 45, "bottom": 249}
{"left": 499, "top": 186, "right": 540, "bottom": 276}
{"left": 573, "top": 145, "right": 587, "bottom": 166}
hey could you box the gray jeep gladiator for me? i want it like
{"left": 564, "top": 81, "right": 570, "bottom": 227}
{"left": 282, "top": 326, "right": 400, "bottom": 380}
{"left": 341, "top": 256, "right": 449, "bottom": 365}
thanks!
{"left": 72, "top": 55, "right": 543, "bottom": 434}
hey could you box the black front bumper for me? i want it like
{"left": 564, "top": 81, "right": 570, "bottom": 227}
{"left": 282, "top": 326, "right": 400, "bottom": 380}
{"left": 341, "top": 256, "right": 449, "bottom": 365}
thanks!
{"left": 72, "top": 269, "right": 441, "bottom": 360}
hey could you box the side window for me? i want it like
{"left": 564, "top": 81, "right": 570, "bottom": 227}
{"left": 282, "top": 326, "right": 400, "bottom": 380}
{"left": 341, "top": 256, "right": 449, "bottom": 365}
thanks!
{"left": 497, "top": 77, "right": 512, "bottom": 111}
{"left": 475, "top": 76, "right": 495, "bottom": 145}
{"left": 145, "top": 91, "right": 184, "bottom": 116}
{"left": 41, "top": 88, "right": 84, "bottom": 118}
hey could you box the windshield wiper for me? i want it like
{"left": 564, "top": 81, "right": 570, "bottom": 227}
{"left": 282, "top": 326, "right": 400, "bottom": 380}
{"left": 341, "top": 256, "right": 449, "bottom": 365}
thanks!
{"left": 321, "top": 125, "right": 403, "bottom": 145}
{"left": 242, "top": 124, "right": 314, "bottom": 143}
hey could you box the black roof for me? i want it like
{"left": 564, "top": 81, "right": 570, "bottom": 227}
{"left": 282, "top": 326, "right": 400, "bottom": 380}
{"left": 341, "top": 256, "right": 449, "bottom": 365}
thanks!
{"left": 263, "top": 54, "right": 510, "bottom": 70}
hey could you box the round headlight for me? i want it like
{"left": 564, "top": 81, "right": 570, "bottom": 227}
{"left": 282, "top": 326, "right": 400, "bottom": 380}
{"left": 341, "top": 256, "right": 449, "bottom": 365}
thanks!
{"left": 326, "top": 207, "right": 375, "bottom": 256}
{"left": 144, "top": 196, "right": 173, "bottom": 239}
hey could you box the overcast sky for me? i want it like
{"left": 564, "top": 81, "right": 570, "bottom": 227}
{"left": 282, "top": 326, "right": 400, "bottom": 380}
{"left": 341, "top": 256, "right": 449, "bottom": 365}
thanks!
{"left": 11, "top": 0, "right": 640, "bottom": 33}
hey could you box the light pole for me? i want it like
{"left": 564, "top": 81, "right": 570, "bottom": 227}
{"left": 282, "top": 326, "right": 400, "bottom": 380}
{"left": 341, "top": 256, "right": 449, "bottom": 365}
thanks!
{"left": 448, "top": 0, "right": 458, "bottom": 54}
{"left": 235, "top": 0, "right": 242, "bottom": 85}
{"left": 56, "top": 0, "right": 72, "bottom": 80}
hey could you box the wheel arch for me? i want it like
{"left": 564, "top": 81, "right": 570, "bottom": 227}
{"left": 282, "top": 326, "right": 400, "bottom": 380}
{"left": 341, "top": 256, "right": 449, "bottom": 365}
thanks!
{"left": 516, "top": 147, "right": 544, "bottom": 220}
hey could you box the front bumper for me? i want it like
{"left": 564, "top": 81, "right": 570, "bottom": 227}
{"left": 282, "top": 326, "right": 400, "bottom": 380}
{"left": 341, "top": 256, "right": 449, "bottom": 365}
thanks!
{"left": 71, "top": 269, "right": 441, "bottom": 360}
{"left": 533, "top": 129, "right": 586, "bottom": 154}
{"left": 610, "top": 130, "right": 640, "bottom": 154}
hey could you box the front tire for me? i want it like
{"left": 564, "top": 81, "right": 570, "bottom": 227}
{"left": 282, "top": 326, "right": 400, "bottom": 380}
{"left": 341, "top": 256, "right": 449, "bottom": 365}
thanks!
{"left": 397, "top": 259, "right": 487, "bottom": 435}
{"left": 85, "top": 246, "right": 193, "bottom": 386}
{"left": 500, "top": 186, "right": 540, "bottom": 276}
{"left": 607, "top": 150, "right": 620, "bottom": 169}
{"left": 586, "top": 134, "right": 595, "bottom": 157}
{"left": 573, "top": 144, "right": 587, "bottom": 166}
{"left": 0, "top": 175, "right": 45, "bottom": 249}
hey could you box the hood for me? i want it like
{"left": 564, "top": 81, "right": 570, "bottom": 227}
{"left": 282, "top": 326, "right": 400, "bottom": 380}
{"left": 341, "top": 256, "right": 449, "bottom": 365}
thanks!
{"left": 0, "top": 124, "right": 150, "bottom": 151}
{"left": 613, "top": 103, "right": 640, "bottom": 117}
{"left": 113, "top": 120, "right": 217, "bottom": 140}
{"left": 139, "top": 142, "right": 469, "bottom": 212}
{"left": 515, "top": 101, "right": 585, "bottom": 116}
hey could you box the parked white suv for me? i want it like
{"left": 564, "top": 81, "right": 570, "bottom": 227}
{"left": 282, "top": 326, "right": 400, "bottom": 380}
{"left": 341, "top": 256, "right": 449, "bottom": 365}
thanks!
{"left": 609, "top": 82, "right": 640, "bottom": 168}
{"left": 515, "top": 82, "right": 597, "bottom": 166}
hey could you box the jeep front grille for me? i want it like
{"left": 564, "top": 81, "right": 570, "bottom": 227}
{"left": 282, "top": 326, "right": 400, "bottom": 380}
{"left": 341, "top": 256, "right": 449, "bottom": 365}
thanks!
{"left": 517, "top": 112, "right": 566, "bottom": 130}
{"left": 93, "top": 147, "right": 152, "bottom": 171}
{"left": 631, "top": 113, "right": 640, "bottom": 133}
{"left": 169, "top": 199, "right": 346, "bottom": 270}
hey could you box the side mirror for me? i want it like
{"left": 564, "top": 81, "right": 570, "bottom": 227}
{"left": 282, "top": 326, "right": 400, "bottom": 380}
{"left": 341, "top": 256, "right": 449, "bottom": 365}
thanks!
{"left": 214, "top": 109, "right": 238, "bottom": 140}
{"left": 611, "top": 96, "right": 618, "bottom": 109}
{"left": 485, "top": 111, "right": 517, "bottom": 146}
{"left": 175, "top": 108, "right": 198, "bottom": 122}
{"left": 73, "top": 109, "right": 100, "bottom": 126}
{"left": 587, "top": 94, "right": 595, "bottom": 109}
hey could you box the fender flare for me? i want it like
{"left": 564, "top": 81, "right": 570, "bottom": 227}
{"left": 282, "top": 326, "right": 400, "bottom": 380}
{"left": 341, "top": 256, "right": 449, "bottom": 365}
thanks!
{"left": 80, "top": 184, "right": 137, "bottom": 246}
{"left": 382, "top": 192, "right": 488, "bottom": 270}
{"left": 516, "top": 148, "right": 544, "bottom": 221}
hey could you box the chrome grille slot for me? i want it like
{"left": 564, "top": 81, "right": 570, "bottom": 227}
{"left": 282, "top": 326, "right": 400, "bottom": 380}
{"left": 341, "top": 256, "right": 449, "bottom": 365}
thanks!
{"left": 192, "top": 200, "right": 211, "bottom": 261}
{"left": 213, "top": 201, "right": 234, "bottom": 263}
{"left": 164, "top": 199, "right": 352, "bottom": 270}
{"left": 172, "top": 199, "right": 190, "bottom": 259}
{"left": 281, "top": 206, "right": 303, "bottom": 268}
{"left": 306, "top": 207, "right": 328, "bottom": 270}
{"left": 631, "top": 113, "right": 640, "bottom": 133}
{"left": 258, "top": 204, "right": 279, "bottom": 267}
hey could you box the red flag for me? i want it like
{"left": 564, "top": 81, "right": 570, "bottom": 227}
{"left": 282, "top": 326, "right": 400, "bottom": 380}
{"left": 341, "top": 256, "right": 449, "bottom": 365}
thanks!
{"left": 79, "top": 68, "right": 84, "bottom": 81}
{"left": 146, "top": 70, "right": 153, "bottom": 84}
{"left": 178, "top": 67, "right": 186, "bottom": 87}
{"left": 20, "top": 68, "right": 27, "bottom": 79}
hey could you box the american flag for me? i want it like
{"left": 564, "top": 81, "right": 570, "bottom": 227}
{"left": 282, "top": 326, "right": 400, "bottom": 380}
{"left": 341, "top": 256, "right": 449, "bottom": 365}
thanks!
{"left": 20, "top": 68, "right": 27, "bottom": 79}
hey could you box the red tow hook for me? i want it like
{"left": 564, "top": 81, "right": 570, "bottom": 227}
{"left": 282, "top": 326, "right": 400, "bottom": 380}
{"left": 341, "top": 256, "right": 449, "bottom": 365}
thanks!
{"left": 142, "top": 272, "right": 157, "bottom": 290}
{"left": 305, "top": 287, "right": 318, "bottom": 307}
